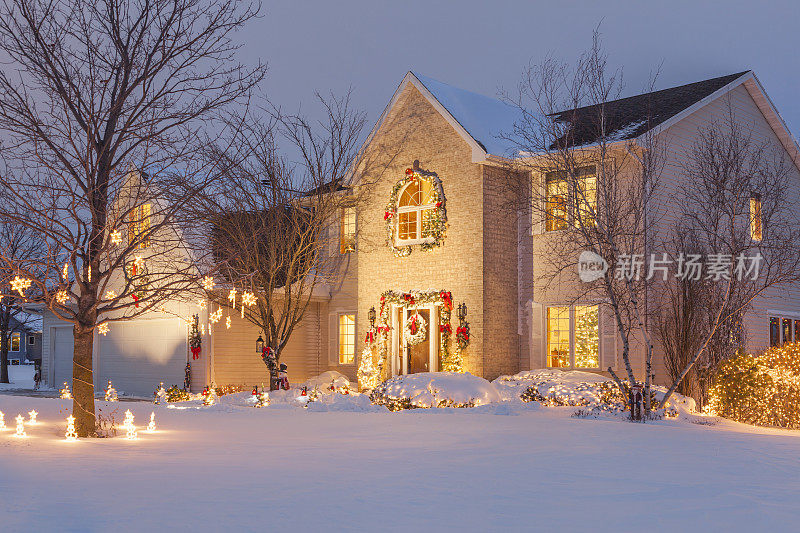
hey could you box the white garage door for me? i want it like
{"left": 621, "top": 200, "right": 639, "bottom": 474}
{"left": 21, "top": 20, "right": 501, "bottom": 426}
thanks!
{"left": 97, "top": 318, "right": 187, "bottom": 397}
{"left": 51, "top": 326, "right": 74, "bottom": 390}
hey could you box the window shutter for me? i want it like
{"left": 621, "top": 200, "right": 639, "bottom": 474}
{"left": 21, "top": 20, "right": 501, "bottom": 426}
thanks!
{"left": 530, "top": 301, "right": 544, "bottom": 368}
{"left": 328, "top": 313, "right": 339, "bottom": 365}
{"left": 601, "top": 304, "right": 618, "bottom": 371}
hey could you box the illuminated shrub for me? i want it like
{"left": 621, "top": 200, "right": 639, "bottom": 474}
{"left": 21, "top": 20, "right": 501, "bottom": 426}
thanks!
{"left": 708, "top": 343, "right": 800, "bottom": 429}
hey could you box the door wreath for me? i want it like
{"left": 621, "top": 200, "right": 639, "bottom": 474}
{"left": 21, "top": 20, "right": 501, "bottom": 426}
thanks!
{"left": 404, "top": 312, "right": 427, "bottom": 346}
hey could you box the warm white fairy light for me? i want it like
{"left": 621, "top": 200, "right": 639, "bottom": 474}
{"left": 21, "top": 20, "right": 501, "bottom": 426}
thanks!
{"left": 98, "top": 323, "right": 110, "bottom": 336}
{"left": 10, "top": 276, "right": 31, "bottom": 296}
{"left": 0, "top": 411, "right": 5, "bottom": 429}
{"left": 197, "top": 298, "right": 207, "bottom": 309}
{"left": 123, "top": 410, "right": 137, "bottom": 440}
{"left": 60, "top": 382, "right": 71, "bottom": 399}
{"left": 105, "top": 290, "right": 117, "bottom": 300}
{"left": 241, "top": 291, "right": 256, "bottom": 307}
{"left": 110, "top": 230, "right": 122, "bottom": 245}
{"left": 14, "top": 415, "right": 25, "bottom": 437}
{"left": 87, "top": 265, "right": 91, "bottom": 282}
{"left": 104, "top": 381, "right": 118, "bottom": 401}
{"left": 202, "top": 276, "right": 215, "bottom": 291}
{"left": 62, "top": 263, "right": 69, "bottom": 280}
{"left": 228, "top": 288, "right": 237, "bottom": 305}
{"left": 210, "top": 308, "right": 222, "bottom": 324}
{"left": 65, "top": 415, "right": 78, "bottom": 441}
{"left": 200, "top": 323, "right": 205, "bottom": 335}
{"left": 134, "top": 255, "right": 145, "bottom": 270}
{"left": 55, "top": 289, "right": 69, "bottom": 304}
{"left": 27, "top": 410, "right": 37, "bottom": 424}
{"left": 226, "top": 316, "right": 231, "bottom": 329}
{"left": 147, "top": 412, "right": 156, "bottom": 432}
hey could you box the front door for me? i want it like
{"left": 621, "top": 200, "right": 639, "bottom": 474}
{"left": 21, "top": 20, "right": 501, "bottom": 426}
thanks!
{"left": 406, "top": 308, "right": 430, "bottom": 374}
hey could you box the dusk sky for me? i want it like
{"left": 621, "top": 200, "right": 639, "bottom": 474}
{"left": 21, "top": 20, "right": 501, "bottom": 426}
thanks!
{"left": 245, "top": 0, "right": 800, "bottom": 140}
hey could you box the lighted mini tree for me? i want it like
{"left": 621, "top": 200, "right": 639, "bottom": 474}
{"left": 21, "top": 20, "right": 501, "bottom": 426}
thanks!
{"left": 0, "top": 410, "right": 5, "bottom": 429}
{"left": 14, "top": 415, "right": 25, "bottom": 437}
{"left": 60, "top": 382, "right": 71, "bottom": 399}
{"left": 146, "top": 412, "right": 156, "bottom": 432}
{"left": 574, "top": 307, "right": 600, "bottom": 368}
{"left": 123, "top": 410, "right": 137, "bottom": 440}
{"left": 104, "top": 381, "right": 118, "bottom": 402}
{"left": 65, "top": 415, "right": 78, "bottom": 441}
{"left": 27, "top": 410, "right": 37, "bottom": 424}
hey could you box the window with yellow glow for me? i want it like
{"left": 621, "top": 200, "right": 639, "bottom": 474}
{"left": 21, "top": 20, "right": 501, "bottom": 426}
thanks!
{"left": 340, "top": 207, "right": 356, "bottom": 253}
{"left": 397, "top": 179, "right": 435, "bottom": 242}
{"left": 10, "top": 332, "right": 20, "bottom": 352}
{"left": 545, "top": 171, "right": 568, "bottom": 232}
{"left": 338, "top": 314, "right": 355, "bottom": 364}
{"left": 750, "top": 196, "right": 762, "bottom": 241}
{"left": 547, "top": 307, "right": 570, "bottom": 367}
{"left": 545, "top": 165, "right": 597, "bottom": 231}
{"left": 547, "top": 304, "right": 599, "bottom": 368}
{"left": 128, "top": 203, "right": 151, "bottom": 248}
{"left": 575, "top": 166, "right": 597, "bottom": 228}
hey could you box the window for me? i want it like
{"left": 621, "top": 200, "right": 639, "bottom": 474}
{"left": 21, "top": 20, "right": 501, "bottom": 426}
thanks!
{"left": 28, "top": 335, "right": 35, "bottom": 345}
{"left": 783, "top": 318, "right": 792, "bottom": 346}
{"left": 547, "top": 305, "right": 600, "bottom": 368}
{"left": 397, "top": 179, "right": 435, "bottom": 243}
{"left": 546, "top": 307, "right": 570, "bottom": 367}
{"left": 770, "top": 315, "right": 798, "bottom": 346}
{"left": 128, "top": 203, "right": 151, "bottom": 248}
{"left": 340, "top": 207, "right": 356, "bottom": 253}
{"left": 770, "top": 317, "right": 780, "bottom": 346}
{"left": 10, "top": 332, "right": 20, "bottom": 352}
{"left": 750, "top": 196, "right": 762, "bottom": 241}
{"left": 338, "top": 314, "right": 355, "bottom": 364}
{"left": 544, "top": 164, "right": 597, "bottom": 231}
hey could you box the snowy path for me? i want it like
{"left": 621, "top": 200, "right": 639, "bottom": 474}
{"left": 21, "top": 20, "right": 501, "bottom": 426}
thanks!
{"left": 0, "top": 394, "right": 799, "bottom": 532}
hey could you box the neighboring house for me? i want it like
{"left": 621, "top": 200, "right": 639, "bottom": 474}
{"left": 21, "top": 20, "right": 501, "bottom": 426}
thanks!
{"left": 5, "top": 315, "right": 42, "bottom": 364}
{"left": 41, "top": 70, "right": 800, "bottom": 395}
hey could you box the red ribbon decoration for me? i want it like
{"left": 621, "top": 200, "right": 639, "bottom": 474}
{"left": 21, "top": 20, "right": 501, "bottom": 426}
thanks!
{"left": 190, "top": 346, "right": 201, "bottom": 360}
{"left": 439, "top": 323, "right": 452, "bottom": 335}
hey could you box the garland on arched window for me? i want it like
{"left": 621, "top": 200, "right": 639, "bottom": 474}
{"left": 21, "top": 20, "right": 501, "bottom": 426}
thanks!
{"left": 384, "top": 167, "right": 447, "bottom": 257}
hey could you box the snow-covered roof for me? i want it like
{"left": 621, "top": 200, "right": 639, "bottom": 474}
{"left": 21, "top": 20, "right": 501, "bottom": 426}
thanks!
{"left": 411, "top": 72, "right": 524, "bottom": 158}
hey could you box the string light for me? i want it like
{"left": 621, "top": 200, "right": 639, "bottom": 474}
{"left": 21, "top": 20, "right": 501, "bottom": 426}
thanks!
{"left": 210, "top": 308, "right": 222, "bottom": 324}
{"left": 110, "top": 230, "right": 122, "bottom": 245}
{"left": 0, "top": 411, "right": 5, "bottom": 429}
{"left": 14, "top": 415, "right": 25, "bottom": 437}
{"left": 228, "top": 288, "right": 237, "bottom": 306}
{"left": 123, "top": 410, "right": 137, "bottom": 440}
{"left": 87, "top": 265, "right": 91, "bottom": 282}
{"left": 147, "top": 412, "right": 156, "bottom": 432}
{"left": 105, "top": 290, "right": 117, "bottom": 300}
{"left": 60, "top": 382, "right": 72, "bottom": 399}
{"left": 27, "top": 410, "right": 37, "bottom": 424}
{"left": 104, "top": 381, "right": 118, "bottom": 401}
{"left": 134, "top": 255, "right": 145, "bottom": 270}
{"left": 55, "top": 289, "right": 69, "bottom": 304}
{"left": 200, "top": 323, "right": 205, "bottom": 335}
{"left": 226, "top": 316, "right": 231, "bottom": 329}
{"left": 62, "top": 263, "right": 69, "bottom": 280}
{"left": 10, "top": 276, "right": 31, "bottom": 296}
{"left": 65, "top": 415, "right": 78, "bottom": 441}
{"left": 202, "top": 276, "right": 215, "bottom": 291}
{"left": 98, "top": 323, "right": 110, "bottom": 336}
{"left": 197, "top": 298, "right": 207, "bottom": 309}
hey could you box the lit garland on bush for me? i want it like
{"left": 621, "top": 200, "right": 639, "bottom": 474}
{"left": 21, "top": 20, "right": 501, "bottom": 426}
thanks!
{"left": 384, "top": 168, "right": 447, "bottom": 257}
{"left": 706, "top": 343, "right": 800, "bottom": 429}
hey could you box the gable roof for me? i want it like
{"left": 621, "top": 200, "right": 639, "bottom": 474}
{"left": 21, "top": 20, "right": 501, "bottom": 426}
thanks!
{"left": 551, "top": 71, "right": 750, "bottom": 147}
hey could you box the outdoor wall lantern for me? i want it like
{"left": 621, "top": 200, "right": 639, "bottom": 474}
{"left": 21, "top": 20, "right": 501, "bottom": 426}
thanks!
{"left": 256, "top": 335, "right": 264, "bottom": 354}
{"left": 368, "top": 306, "right": 376, "bottom": 327}
{"left": 457, "top": 302, "right": 467, "bottom": 322}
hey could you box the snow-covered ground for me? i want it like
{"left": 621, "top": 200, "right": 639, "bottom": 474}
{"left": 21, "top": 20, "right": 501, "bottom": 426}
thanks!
{"left": 1, "top": 386, "right": 799, "bottom": 532}
{"left": 0, "top": 364, "right": 35, "bottom": 391}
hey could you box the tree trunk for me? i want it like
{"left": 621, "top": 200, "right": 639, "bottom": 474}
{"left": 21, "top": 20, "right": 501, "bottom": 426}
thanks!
{"left": 72, "top": 326, "right": 96, "bottom": 437}
{"left": 0, "top": 340, "right": 8, "bottom": 384}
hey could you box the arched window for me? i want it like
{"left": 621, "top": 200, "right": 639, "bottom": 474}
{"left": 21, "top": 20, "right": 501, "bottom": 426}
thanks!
{"left": 397, "top": 179, "right": 435, "bottom": 243}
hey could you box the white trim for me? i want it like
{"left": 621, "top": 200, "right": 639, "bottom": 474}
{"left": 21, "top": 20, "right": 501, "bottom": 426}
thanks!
{"left": 767, "top": 309, "right": 800, "bottom": 319}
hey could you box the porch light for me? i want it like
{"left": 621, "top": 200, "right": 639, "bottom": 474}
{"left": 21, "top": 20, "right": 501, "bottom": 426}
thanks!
{"left": 256, "top": 335, "right": 264, "bottom": 354}
{"left": 457, "top": 302, "right": 467, "bottom": 321}
{"left": 368, "top": 306, "right": 376, "bottom": 326}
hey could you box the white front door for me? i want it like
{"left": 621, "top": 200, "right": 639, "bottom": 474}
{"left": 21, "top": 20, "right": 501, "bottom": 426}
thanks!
{"left": 394, "top": 305, "right": 438, "bottom": 375}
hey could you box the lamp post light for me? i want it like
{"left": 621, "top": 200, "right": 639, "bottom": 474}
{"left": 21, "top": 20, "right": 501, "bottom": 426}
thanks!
{"left": 457, "top": 302, "right": 467, "bottom": 323}
{"left": 256, "top": 335, "right": 264, "bottom": 354}
{"left": 368, "top": 306, "right": 376, "bottom": 327}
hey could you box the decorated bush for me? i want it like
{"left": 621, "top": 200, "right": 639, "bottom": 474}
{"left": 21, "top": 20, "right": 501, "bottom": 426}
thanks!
{"left": 707, "top": 343, "right": 800, "bottom": 429}
{"left": 370, "top": 372, "right": 499, "bottom": 411}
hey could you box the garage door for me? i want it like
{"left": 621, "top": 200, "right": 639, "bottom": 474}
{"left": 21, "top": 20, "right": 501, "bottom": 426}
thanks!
{"left": 51, "top": 326, "right": 74, "bottom": 390}
{"left": 97, "top": 318, "right": 187, "bottom": 397}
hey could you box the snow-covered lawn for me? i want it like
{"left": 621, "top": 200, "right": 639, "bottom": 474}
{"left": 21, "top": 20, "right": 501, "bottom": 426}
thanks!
{"left": 1, "top": 391, "right": 799, "bottom": 531}
{"left": 0, "top": 364, "right": 35, "bottom": 391}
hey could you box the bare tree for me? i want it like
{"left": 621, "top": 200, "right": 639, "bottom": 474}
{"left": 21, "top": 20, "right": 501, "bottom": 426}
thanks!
{"left": 659, "top": 102, "right": 800, "bottom": 407}
{"left": 0, "top": 221, "right": 43, "bottom": 383}
{"left": 0, "top": 0, "right": 264, "bottom": 435}
{"left": 505, "top": 30, "right": 665, "bottom": 417}
{"left": 198, "top": 94, "right": 367, "bottom": 389}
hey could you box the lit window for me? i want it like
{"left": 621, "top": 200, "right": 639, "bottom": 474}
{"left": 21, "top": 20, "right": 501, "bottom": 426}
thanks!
{"left": 397, "top": 179, "right": 435, "bottom": 242}
{"left": 575, "top": 166, "right": 597, "bottom": 228}
{"left": 796, "top": 320, "right": 800, "bottom": 343}
{"left": 750, "top": 196, "right": 762, "bottom": 241}
{"left": 340, "top": 207, "right": 356, "bottom": 253}
{"left": 545, "top": 171, "right": 568, "bottom": 232}
{"left": 547, "top": 307, "right": 570, "bottom": 367}
{"left": 11, "top": 332, "right": 20, "bottom": 352}
{"left": 338, "top": 314, "right": 355, "bottom": 364}
{"left": 770, "top": 317, "right": 780, "bottom": 346}
{"left": 128, "top": 203, "right": 151, "bottom": 248}
{"left": 547, "top": 305, "right": 600, "bottom": 368}
{"left": 574, "top": 305, "right": 599, "bottom": 368}
{"left": 783, "top": 318, "right": 792, "bottom": 345}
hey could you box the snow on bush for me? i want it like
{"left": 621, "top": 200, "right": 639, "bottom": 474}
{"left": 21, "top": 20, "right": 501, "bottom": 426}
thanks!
{"left": 370, "top": 372, "right": 500, "bottom": 411}
{"left": 301, "top": 370, "right": 352, "bottom": 392}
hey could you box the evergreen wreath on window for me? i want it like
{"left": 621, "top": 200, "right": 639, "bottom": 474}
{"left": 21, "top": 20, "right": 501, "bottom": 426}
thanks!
{"left": 384, "top": 167, "right": 447, "bottom": 257}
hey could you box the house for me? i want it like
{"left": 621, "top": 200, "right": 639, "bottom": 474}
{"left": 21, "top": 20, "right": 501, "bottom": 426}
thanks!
{"left": 5, "top": 315, "right": 42, "bottom": 365}
{"left": 41, "top": 69, "right": 800, "bottom": 395}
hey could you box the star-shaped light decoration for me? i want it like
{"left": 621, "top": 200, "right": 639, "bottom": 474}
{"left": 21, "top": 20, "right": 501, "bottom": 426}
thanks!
{"left": 10, "top": 276, "right": 32, "bottom": 296}
{"left": 202, "top": 276, "right": 214, "bottom": 291}
{"left": 110, "top": 230, "right": 122, "bottom": 245}
{"left": 98, "top": 323, "right": 110, "bottom": 336}
{"left": 226, "top": 316, "right": 231, "bottom": 329}
{"left": 55, "top": 289, "right": 69, "bottom": 304}
{"left": 241, "top": 291, "right": 256, "bottom": 307}
{"left": 197, "top": 298, "right": 207, "bottom": 309}
{"left": 210, "top": 308, "right": 223, "bottom": 324}
{"left": 105, "top": 290, "right": 117, "bottom": 300}
{"left": 228, "top": 288, "right": 237, "bottom": 305}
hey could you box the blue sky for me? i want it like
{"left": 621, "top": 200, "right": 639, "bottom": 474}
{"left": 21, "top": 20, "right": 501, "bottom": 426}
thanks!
{"left": 243, "top": 0, "right": 800, "bottom": 141}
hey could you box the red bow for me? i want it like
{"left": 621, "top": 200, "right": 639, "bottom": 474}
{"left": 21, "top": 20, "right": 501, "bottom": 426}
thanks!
{"left": 439, "top": 323, "right": 452, "bottom": 335}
